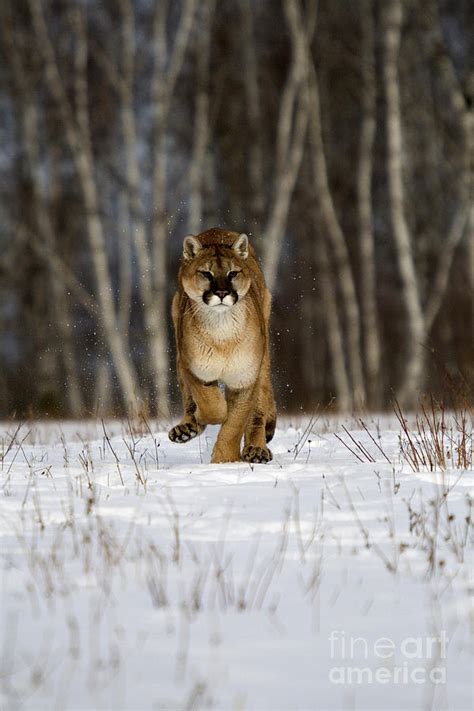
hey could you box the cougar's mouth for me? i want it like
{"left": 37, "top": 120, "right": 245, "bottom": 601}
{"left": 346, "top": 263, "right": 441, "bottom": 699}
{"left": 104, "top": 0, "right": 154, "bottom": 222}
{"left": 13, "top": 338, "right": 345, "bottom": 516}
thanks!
{"left": 203, "top": 291, "right": 237, "bottom": 308}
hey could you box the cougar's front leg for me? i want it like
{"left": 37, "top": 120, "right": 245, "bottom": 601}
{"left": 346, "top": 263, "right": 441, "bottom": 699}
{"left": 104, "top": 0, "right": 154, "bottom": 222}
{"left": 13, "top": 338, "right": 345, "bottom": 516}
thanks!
{"left": 211, "top": 386, "right": 254, "bottom": 463}
{"left": 168, "top": 360, "right": 205, "bottom": 443}
{"left": 243, "top": 390, "right": 274, "bottom": 463}
{"left": 243, "top": 407, "right": 273, "bottom": 463}
{"left": 169, "top": 363, "right": 228, "bottom": 443}
{"left": 189, "top": 376, "right": 227, "bottom": 426}
{"left": 242, "top": 354, "right": 275, "bottom": 463}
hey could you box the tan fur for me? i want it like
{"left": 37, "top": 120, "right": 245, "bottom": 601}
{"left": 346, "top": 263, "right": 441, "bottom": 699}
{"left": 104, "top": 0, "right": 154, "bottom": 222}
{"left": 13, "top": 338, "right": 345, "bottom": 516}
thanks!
{"left": 169, "top": 228, "right": 276, "bottom": 463}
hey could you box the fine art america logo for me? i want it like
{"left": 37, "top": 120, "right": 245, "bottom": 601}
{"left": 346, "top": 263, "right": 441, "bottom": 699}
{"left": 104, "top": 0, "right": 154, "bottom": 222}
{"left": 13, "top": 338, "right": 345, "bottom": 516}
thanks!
{"left": 328, "top": 630, "right": 448, "bottom": 685}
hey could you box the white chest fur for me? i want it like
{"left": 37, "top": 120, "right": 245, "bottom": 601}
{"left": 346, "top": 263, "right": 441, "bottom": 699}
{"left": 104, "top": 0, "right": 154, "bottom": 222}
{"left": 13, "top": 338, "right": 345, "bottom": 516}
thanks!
{"left": 188, "top": 304, "right": 261, "bottom": 390}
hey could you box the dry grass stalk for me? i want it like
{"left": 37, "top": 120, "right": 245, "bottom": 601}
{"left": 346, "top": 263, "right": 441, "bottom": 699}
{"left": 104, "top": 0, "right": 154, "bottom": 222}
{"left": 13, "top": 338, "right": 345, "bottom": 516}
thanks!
{"left": 394, "top": 396, "right": 473, "bottom": 472}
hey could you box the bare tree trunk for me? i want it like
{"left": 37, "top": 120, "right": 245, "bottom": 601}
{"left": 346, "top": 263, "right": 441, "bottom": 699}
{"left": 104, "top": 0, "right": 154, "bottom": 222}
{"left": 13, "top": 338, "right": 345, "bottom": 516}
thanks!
{"left": 317, "top": 234, "right": 351, "bottom": 411}
{"left": 49, "top": 146, "right": 85, "bottom": 417}
{"left": 27, "top": 232, "right": 98, "bottom": 319}
{"left": 263, "top": 89, "right": 308, "bottom": 292}
{"left": 467, "top": 104, "right": 474, "bottom": 294}
{"left": 204, "top": 150, "right": 218, "bottom": 227}
{"left": 300, "top": 296, "right": 319, "bottom": 406}
{"left": 118, "top": 0, "right": 171, "bottom": 417}
{"left": 241, "top": 0, "right": 265, "bottom": 232}
{"left": 150, "top": 0, "right": 196, "bottom": 418}
{"left": 1, "top": 4, "right": 84, "bottom": 417}
{"left": 466, "top": 107, "right": 474, "bottom": 294}
{"left": 94, "top": 0, "right": 196, "bottom": 419}
{"left": 28, "top": 0, "right": 140, "bottom": 414}
{"left": 116, "top": 0, "right": 134, "bottom": 341}
{"left": 117, "top": 191, "right": 132, "bottom": 339}
{"left": 263, "top": 0, "right": 310, "bottom": 292}
{"left": 382, "top": 0, "right": 425, "bottom": 407}
{"left": 307, "top": 64, "right": 366, "bottom": 408}
{"left": 422, "top": 0, "right": 473, "bottom": 325}
{"left": 188, "top": 0, "right": 215, "bottom": 234}
{"left": 94, "top": 357, "right": 114, "bottom": 417}
{"left": 425, "top": 207, "right": 468, "bottom": 331}
{"left": 262, "top": 0, "right": 363, "bottom": 410}
{"left": 357, "top": 0, "right": 381, "bottom": 407}
{"left": 300, "top": 221, "right": 329, "bottom": 406}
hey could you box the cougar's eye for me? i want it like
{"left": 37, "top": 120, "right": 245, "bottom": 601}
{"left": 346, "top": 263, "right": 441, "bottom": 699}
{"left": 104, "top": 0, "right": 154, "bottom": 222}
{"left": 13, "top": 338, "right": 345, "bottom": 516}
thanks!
{"left": 228, "top": 270, "right": 241, "bottom": 280}
{"left": 198, "top": 271, "right": 213, "bottom": 280}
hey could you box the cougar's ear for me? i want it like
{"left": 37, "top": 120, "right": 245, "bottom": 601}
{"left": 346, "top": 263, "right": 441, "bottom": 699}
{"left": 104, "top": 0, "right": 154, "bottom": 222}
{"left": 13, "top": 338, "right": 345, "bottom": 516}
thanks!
{"left": 183, "top": 235, "right": 202, "bottom": 260}
{"left": 232, "top": 233, "right": 249, "bottom": 260}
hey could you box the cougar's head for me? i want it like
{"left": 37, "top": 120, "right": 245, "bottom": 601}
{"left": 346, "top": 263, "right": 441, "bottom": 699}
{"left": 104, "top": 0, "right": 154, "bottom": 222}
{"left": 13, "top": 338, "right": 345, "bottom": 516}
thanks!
{"left": 180, "top": 233, "right": 251, "bottom": 309}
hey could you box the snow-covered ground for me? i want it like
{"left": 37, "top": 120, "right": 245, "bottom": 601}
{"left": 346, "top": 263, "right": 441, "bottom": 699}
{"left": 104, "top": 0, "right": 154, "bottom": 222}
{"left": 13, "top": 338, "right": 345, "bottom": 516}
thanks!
{"left": 0, "top": 416, "right": 472, "bottom": 710}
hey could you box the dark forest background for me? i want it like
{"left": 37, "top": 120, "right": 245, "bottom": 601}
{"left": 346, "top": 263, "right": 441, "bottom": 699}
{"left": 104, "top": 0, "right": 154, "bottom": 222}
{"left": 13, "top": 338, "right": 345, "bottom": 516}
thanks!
{"left": 0, "top": 0, "right": 472, "bottom": 419}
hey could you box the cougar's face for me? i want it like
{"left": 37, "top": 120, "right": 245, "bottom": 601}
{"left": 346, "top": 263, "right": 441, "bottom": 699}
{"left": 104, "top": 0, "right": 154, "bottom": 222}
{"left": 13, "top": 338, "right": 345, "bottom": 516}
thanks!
{"left": 181, "top": 234, "right": 251, "bottom": 309}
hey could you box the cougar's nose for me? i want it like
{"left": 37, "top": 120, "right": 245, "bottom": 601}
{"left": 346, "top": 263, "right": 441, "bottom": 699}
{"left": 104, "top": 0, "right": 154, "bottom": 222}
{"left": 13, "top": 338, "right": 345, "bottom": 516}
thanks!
{"left": 215, "top": 289, "right": 229, "bottom": 301}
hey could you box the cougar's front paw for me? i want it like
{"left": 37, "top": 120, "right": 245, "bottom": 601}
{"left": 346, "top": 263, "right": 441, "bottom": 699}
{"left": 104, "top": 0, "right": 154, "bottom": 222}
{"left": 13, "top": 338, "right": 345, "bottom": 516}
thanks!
{"left": 242, "top": 445, "right": 273, "bottom": 464}
{"left": 168, "top": 422, "right": 199, "bottom": 443}
{"left": 211, "top": 443, "right": 241, "bottom": 464}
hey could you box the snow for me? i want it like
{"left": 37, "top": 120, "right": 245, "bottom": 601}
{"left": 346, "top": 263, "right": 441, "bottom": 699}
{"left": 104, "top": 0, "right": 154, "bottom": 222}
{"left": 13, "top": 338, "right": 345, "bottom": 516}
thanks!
{"left": 0, "top": 417, "right": 472, "bottom": 710}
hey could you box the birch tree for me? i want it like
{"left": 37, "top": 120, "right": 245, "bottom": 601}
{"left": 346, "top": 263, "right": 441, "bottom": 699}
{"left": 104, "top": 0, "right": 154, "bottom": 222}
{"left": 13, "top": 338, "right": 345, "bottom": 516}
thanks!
{"left": 115, "top": 0, "right": 170, "bottom": 414}
{"left": 382, "top": 0, "right": 425, "bottom": 407}
{"left": 70, "top": 0, "right": 196, "bottom": 418}
{"left": 261, "top": 0, "right": 366, "bottom": 409}
{"left": 317, "top": 232, "right": 352, "bottom": 410}
{"left": 422, "top": 0, "right": 473, "bottom": 331}
{"left": 0, "top": 0, "right": 471, "bottom": 417}
{"left": 241, "top": 0, "right": 265, "bottom": 231}
{"left": 357, "top": 0, "right": 380, "bottom": 406}
{"left": 28, "top": 0, "right": 141, "bottom": 414}
{"left": 150, "top": 0, "right": 196, "bottom": 417}
{"left": 262, "top": 0, "right": 311, "bottom": 292}
{"left": 188, "top": 0, "right": 215, "bottom": 234}
{"left": 307, "top": 67, "right": 366, "bottom": 408}
{"left": 1, "top": 3, "right": 84, "bottom": 416}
